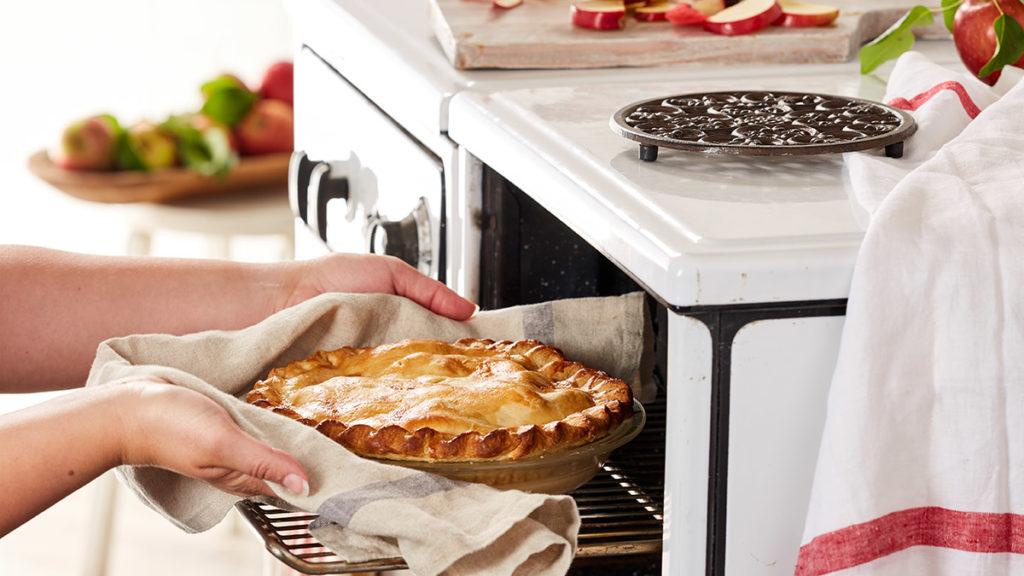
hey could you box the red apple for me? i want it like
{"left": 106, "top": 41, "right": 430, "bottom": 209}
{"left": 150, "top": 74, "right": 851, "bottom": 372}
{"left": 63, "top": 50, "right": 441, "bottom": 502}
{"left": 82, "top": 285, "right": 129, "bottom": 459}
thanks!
{"left": 667, "top": 2, "right": 709, "bottom": 24}
{"left": 703, "top": 0, "right": 782, "bottom": 35}
{"left": 51, "top": 116, "right": 119, "bottom": 171}
{"left": 127, "top": 122, "right": 177, "bottom": 170}
{"left": 235, "top": 99, "right": 294, "bottom": 155}
{"left": 954, "top": 0, "right": 1024, "bottom": 85}
{"left": 688, "top": 0, "right": 726, "bottom": 16}
{"left": 258, "top": 61, "right": 294, "bottom": 106}
{"left": 493, "top": 0, "right": 523, "bottom": 8}
{"left": 635, "top": 2, "right": 673, "bottom": 21}
{"left": 777, "top": 0, "right": 838, "bottom": 26}
{"left": 572, "top": 1, "right": 627, "bottom": 29}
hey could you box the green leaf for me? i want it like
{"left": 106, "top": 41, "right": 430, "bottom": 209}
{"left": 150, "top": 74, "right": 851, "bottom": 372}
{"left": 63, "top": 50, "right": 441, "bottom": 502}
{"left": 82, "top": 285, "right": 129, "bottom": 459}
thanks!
{"left": 159, "top": 115, "right": 236, "bottom": 177}
{"left": 200, "top": 74, "right": 245, "bottom": 99}
{"left": 940, "top": 0, "right": 960, "bottom": 33}
{"left": 94, "top": 113, "right": 124, "bottom": 136}
{"left": 194, "top": 126, "right": 236, "bottom": 178}
{"left": 115, "top": 131, "right": 146, "bottom": 171}
{"left": 979, "top": 14, "right": 1024, "bottom": 78}
{"left": 859, "top": 6, "right": 935, "bottom": 75}
{"left": 201, "top": 86, "right": 256, "bottom": 127}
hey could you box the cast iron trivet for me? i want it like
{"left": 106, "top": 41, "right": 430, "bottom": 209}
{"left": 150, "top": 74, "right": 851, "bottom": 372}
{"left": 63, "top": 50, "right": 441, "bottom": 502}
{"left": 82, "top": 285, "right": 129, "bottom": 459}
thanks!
{"left": 610, "top": 91, "right": 916, "bottom": 162}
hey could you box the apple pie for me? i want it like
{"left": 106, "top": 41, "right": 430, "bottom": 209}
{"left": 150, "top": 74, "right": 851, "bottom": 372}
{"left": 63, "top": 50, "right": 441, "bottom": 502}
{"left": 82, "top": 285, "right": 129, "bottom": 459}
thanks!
{"left": 247, "top": 339, "right": 634, "bottom": 461}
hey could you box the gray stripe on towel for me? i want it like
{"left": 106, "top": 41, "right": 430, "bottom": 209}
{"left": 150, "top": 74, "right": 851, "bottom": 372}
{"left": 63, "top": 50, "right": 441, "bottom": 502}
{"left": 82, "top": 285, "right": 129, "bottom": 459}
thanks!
{"left": 311, "top": 473, "right": 460, "bottom": 529}
{"left": 522, "top": 301, "right": 555, "bottom": 343}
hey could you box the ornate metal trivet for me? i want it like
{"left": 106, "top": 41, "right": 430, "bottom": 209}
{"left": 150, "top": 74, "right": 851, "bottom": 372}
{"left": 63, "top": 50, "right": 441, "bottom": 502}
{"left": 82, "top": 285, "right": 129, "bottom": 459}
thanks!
{"left": 610, "top": 91, "right": 916, "bottom": 162}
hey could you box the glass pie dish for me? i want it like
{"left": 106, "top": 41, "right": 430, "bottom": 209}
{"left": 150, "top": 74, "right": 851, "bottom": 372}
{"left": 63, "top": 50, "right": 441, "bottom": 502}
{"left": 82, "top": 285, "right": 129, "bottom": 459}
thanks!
{"left": 369, "top": 400, "right": 646, "bottom": 494}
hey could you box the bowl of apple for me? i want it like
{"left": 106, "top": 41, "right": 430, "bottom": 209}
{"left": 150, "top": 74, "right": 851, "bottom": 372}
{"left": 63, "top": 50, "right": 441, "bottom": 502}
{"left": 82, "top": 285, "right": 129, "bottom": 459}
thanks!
{"left": 29, "top": 61, "right": 295, "bottom": 204}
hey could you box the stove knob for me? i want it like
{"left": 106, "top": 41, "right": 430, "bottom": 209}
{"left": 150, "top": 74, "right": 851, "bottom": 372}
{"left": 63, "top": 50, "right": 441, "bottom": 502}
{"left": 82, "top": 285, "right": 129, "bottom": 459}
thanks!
{"left": 367, "top": 198, "right": 432, "bottom": 275}
{"left": 307, "top": 162, "right": 350, "bottom": 243}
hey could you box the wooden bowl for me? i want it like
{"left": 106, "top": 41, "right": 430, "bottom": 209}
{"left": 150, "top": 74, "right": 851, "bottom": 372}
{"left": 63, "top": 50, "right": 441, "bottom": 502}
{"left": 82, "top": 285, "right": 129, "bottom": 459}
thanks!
{"left": 27, "top": 150, "right": 290, "bottom": 204}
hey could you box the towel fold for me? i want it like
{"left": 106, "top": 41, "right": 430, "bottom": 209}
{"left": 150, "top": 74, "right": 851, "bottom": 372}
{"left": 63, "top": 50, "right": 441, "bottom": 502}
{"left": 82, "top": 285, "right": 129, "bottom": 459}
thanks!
{"left": 87, "top": 292, "right": 649, "bottom": 576}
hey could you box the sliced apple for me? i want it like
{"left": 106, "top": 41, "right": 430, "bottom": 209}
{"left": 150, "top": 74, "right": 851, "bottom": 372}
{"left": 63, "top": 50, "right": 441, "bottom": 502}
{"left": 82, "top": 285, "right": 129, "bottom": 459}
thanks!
{"left": 635, "top": 2, "right": 673, "bottom": 20}
{"left": 703, "top": 0, "right": 782, "bottom": 35}
{"left": 493, "top": 0, "right": 523, "bottom": 7}
{"left": 777, "top": 0, "right": 838, "bottom": 26}
{"left": 626, "top": 0, "right": 648, "bottom": 10}
{"left": 688, "top": 0, "right": 726, "bottom": 16}
{"left": 667, "top": 2, "right": 708, "bottom": 24}
{"left": 572, "top": 1, "right": 627, "bottom": 29}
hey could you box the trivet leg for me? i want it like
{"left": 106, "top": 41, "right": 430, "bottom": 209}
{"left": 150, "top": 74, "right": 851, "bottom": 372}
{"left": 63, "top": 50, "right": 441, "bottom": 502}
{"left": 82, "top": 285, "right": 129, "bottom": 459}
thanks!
{"left": 639, "top": 144, "right": 659, "bottom": 162}
{"left": 885, "top": 141, "right": 904, "bottom": 159}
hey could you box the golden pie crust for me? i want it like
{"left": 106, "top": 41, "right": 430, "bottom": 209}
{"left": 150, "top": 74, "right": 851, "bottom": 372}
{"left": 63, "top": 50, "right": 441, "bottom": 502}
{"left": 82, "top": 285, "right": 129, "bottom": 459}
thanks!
{"left": 247, "top": 338, "right": 633, "bottom": 461}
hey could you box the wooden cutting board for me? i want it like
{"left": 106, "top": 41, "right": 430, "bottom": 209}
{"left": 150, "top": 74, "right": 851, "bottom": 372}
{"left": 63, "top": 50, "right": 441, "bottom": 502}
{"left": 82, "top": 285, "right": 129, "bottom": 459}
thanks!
{"left": 430, "top": 0, "right": 924, "bottom": 70}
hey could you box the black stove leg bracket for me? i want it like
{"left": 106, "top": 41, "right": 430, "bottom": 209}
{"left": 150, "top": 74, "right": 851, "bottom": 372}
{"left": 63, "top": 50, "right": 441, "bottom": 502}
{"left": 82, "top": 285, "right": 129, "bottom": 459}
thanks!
{"left": 679, "top": 299, "right": 847, "bottom": 576}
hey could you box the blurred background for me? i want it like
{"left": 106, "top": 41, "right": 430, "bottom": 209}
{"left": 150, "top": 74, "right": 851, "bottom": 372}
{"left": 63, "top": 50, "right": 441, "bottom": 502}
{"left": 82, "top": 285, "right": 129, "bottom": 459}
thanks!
{"left": 0, "top": 0, "right": 293, "bottom": 574}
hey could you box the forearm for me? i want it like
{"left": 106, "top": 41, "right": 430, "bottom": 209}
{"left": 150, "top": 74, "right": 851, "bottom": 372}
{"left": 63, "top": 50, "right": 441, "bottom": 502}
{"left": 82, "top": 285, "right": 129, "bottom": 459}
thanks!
{"left": 0, "top": 386, "right": 127, "bottom": 536}
{"left": 0, "top": 245, "right": 297, "bottom": 391}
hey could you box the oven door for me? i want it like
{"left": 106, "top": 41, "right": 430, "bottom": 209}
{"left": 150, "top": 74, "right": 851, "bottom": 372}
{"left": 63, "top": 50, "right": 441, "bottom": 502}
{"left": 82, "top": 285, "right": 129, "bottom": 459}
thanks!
{"left": 292, "top": 46, "right": 445, "bottom": 282}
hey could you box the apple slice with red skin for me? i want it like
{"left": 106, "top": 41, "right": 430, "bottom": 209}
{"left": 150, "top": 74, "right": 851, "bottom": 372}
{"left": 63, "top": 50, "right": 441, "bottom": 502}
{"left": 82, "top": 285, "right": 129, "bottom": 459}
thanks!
{"left": 703, "top": 0, "right": 782, "bottom": 35}
{"left": 635, "top": 2, "right": 673, "bottom": 21}
{"left": 572, "top": 1, "right": 627, "bottom": 29}
{"left": 688, "top": 0, "right": 726, "bottom": 16}
{"left": 626, "top": 0, "right": 648, "bottom": 10}
{"left": 493, "top": 0, "right": 523, "bottom": 8}
{"left": 777, "top": 0, "right": 838, "bottom": 27}
{"left": 667, "top": 3, "right": 709, "bottom": 24}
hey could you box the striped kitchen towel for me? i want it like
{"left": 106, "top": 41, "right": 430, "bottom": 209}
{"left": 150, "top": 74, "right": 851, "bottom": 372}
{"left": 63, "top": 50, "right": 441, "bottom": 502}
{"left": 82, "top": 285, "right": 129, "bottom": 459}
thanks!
{"left": 798, "top": 53, "right": 1024, "bottom": 575}
{"left": 86, "top": 292, "right": 649, "bottom": 576}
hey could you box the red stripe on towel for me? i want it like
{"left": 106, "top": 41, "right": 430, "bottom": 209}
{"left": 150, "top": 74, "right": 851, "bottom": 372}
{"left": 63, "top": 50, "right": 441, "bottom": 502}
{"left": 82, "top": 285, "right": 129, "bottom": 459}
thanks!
{"left": 795, "top": 507, "right": 1024, "bottom": 576}
{"left": 887, "top": 81, "right": 982, "bottom": 118}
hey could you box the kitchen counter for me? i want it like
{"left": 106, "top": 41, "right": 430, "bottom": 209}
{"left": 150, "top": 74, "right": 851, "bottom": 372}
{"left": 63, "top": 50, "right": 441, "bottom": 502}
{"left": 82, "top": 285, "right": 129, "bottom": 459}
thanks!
{"left": 290, "top": 0, "right": 958, "bottom": 308}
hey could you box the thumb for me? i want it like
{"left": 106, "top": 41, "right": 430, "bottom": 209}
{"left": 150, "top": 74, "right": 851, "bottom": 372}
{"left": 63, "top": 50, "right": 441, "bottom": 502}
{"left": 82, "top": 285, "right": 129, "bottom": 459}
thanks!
{"left": 219, "top": 428, "right": 310, "bottom": 497}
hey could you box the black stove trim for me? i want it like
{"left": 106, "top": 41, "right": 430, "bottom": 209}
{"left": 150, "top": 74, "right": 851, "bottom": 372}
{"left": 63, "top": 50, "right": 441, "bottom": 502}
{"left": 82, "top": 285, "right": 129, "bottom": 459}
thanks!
{"left": 685, "top": 299, "right": 846, "bottom": 576}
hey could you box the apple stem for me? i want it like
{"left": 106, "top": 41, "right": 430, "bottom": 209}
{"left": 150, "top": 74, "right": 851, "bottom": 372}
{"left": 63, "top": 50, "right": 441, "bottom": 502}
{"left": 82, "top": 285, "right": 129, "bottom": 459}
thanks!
{"left": 993, "top": 0, "right": 1005, "bottom": 15}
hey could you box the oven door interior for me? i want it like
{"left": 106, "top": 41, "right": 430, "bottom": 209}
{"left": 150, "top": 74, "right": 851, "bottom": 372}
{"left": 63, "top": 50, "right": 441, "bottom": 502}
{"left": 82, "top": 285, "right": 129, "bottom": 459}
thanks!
{"left": 292, "top": 46, "right": 445, "bottom": 282}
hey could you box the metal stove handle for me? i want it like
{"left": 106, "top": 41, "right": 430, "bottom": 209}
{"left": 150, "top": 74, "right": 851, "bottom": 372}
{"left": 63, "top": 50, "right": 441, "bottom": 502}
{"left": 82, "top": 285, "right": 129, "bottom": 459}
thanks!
{"left": 307, "top": 161, "right": 350, "bottom": 243}
{"left": 366, "top": 197, "right": 432, "bottom": 275}
{"left": 288, "top": 151, "right": 316, "bottom": 224}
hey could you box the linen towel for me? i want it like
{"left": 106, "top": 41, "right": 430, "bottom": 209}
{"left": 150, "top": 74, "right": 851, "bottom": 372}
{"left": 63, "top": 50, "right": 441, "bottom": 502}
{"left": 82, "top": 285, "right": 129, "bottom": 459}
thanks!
{"left": 86, "top": 292, "right": 649, "bottom": 576}
{"left": 797, "top": 54, "right": 1024, "bottom": 575}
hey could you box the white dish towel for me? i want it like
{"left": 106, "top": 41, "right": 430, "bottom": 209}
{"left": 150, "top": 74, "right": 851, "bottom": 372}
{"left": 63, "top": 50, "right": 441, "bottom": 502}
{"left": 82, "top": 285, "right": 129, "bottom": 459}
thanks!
{"left": 798, "top": 53, "right": 1024, "bottom": 575}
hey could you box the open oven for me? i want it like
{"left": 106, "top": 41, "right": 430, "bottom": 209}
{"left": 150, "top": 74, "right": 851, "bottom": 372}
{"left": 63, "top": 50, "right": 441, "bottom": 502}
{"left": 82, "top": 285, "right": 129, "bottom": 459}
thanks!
{"left": 255, "top": 42, "right": 850, "bottom": 576}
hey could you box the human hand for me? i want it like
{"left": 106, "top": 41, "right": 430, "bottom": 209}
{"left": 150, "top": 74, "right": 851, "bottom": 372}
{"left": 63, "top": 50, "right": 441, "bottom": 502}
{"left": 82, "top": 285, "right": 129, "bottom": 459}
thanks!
{"left": 117, "top": 382, "right": 309, "bottom": 498}
{"left": 281, "top": 253, "right": 477, "bottom": 321}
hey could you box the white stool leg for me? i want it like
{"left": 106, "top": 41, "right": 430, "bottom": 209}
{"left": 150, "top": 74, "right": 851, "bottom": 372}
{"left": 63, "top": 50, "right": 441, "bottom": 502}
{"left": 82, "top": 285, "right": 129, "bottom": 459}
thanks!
{"left": 126, "top": 229, "right": 152, "bottom": 257}
{"left": 207, "top": 235, "right": 232, "bottom": 260}
{"left": 82, "top": 471, "right": 119, "bottom": 576}
{"left": 279, "top": 233, "right": 295, "bottom": 262}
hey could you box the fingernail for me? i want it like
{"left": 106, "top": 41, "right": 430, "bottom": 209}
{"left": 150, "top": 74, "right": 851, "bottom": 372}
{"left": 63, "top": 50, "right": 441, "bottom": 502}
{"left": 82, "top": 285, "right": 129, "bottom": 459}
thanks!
{"left": 471, "top": 303, "right": 481, "bottom": 318}
{"left": 282, "top": 474, "right": 309, "bottom": 497}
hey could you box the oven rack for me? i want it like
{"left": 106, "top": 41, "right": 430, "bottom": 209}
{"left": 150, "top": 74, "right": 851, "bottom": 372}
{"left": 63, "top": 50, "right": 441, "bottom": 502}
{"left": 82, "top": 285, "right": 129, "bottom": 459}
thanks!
{"left": 237, "top": 398, "right": 666, "bottom": 574}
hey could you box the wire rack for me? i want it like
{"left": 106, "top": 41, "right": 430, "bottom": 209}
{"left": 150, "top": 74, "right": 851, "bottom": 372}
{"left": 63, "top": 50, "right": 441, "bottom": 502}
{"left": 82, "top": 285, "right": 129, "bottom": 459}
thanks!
{"left": 237, "top": 398, "right": 666, "bottom": 574}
